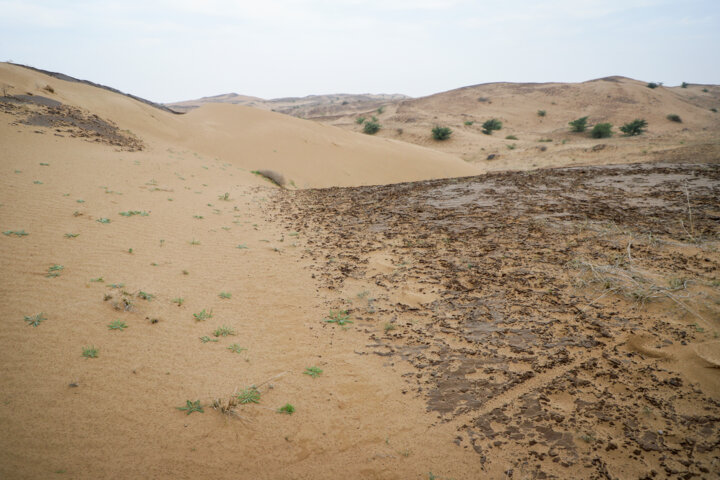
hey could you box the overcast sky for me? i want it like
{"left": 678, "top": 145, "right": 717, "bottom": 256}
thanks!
{"left": 1, "top": 0, "right": 718, "bottom": 103}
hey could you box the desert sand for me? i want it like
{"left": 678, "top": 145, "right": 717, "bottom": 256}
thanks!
{"left": 1, "top": 62, "right": 719, "bottom": 479}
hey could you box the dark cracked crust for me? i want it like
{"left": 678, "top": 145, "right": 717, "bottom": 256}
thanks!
{"left": 270, "top": 162, "right": 720, "bottom": 479}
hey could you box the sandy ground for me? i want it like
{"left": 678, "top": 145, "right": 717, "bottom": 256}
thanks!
{"left": 1, "top": 62, "right": 719, "bottom": 479}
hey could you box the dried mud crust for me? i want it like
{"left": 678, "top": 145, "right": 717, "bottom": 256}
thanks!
{"left": 1, "top": 95, "right": 144, "bottom": 151}
{"left": 271, "top": 162, "right": 720, "bottom": 479}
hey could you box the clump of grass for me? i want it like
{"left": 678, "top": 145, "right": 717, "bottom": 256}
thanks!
{"left": 108, "top": 320, "right": 127, "bottom": 330}
{"left": 464, "top": 120, "right": 474, "bottom": 126}
{"left": 647, "top": 82, "right": 659, "bottom": 89}
{"left": 3, "top": 230, "right": 29, "bottom": 237}
{"left": 325, "top": 309, "right": 352, "bottom": 325}
{"left": 107, "top": 283, "right": 125, "bottom": 289}
{"left": 537, "top": 109, "right": 546, "bottom": 117}
{"left": 119, "top": 211, "right": 149, "bottom": 217}
{"left": 505, "top": 135, "right": 518, "bottom": 140}
{"left": 97, "top": 218, "right": 111, "bottom": 224}
{"left": 90, "top": 277, "right": 104, "bottom": 282}
{"left": 236, "top": 387, "right": 260, "bottom": 404}
{"left": 538, "top": 138, "right": 552, "bottom": 142}
{"left": 237, "top": 244, "right": 249, "bottom": 249}
{"left": 355, "top": 116, "right": 366, "bottom": 124}
{"left": 304, "top": 366, "right": 323, "bottom": 378}
{"left": 172, "top": 297, "right": 184, "bottom": 306}
{"left": 277, "top": 403, "right": 295, "bottom": 415}
{"left": 213, "top": 325, "right": 235, "bottom": 337}
{"left": 64, "top": 233, "right": 79, "bottom": 238}
{"left": 200, "top": 336, "right": 218, "bottom": 343}
{"left": 193, "top": 309, "right": 213, "bottom": 321}
{"left": 666, "top": 114, "right": 682, "bottom": 123}
{"left": 177, "top": 400, "right": 204, "bottom": 415}
{"left": 219, "top": 292, "right": 232, "bottom": 299}
{"left": 506, "top": 144, "right": 516, "bottom": 150}
{"left": 82, "top": 346, "right": 98, "bottom": 358}
{"left": 218, "top": 192, "right": 230, "bottom": 201}
{"left": 46, "top": 264, "right": 64, "bottom": 278}
{"left": 384, "top": 323, "right": 396, "bottom": 333}
{"left": 24, "top": 313, "right": 46, "bottom": 327}
{"left": 193, "top": 215, "right": 204, "bottom": 219}
{"left": 227, "top": 344, "right": 246, "bottom": 354}
{"left": 33, "top": 180, "right": 43, "bottom": 185}
{"left": 189, "top": 239, "right": 200, "bottom": 245}
{"left": 137, "top": 291, "right": 154, "bottom": 301}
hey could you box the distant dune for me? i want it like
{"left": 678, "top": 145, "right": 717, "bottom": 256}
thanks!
{"left": 0, "top": 62, "right": 477, "bottom": 188}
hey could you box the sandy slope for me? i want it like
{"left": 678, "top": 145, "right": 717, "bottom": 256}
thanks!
{"left": 0, "top": 63, "right": 482, "bottom": 479}
{"left": 1, "top": 62, "right": 718, "bottom": 480}
{"left": 324, "top": 77, "right": 720, "bottom": 171}
{"left": 0, "top": 63, "right": 479, "bottom": 188}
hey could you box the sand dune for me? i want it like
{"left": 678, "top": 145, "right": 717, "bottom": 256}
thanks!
{"left": 1, "top": 61, "right": 719, "bottom": 479}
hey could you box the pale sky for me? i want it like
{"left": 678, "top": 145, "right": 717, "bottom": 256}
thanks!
{"left": 1, "top": 0, "right": 718, "bottom": 103}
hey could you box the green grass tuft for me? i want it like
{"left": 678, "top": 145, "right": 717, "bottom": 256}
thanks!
{"left": 24, "top": 313, "right": 46, "bottom": 327}
{"left": 304, "top": 366, "right": 323, "bottom": 378}
{"left": 177, "top": 400, "right": 204, "bottom": 415}
{"left": 108, "top": 320, "right": 127, "bottom": 330}
{"left": 236, "top": 387, "right": 260, "bottom": 404}
{"left": 82, "top": 346, "right": 98, "bottom": 358}
{"left": 325, "top": 309, "right": 352, "bottom": 325}
{"left": 277, "top": 403, "right": 295, "bottom": 415}
{"left": 193, "top": 309, "right": 213, "bottom": 321}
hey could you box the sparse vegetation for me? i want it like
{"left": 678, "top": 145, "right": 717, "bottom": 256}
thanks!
{"left": 46, "top": 264, "right": 64, "bottom": 278}
{"left": 177, "top": 400, "right": 204, "bottom": 415}
{"left": 481, "top": 119, "right": 502, "bottom": 135}
{"left": 137, "top": 291, "right": 154, "bottom": 301}
{"left": 463, "top": 120, "right": 474, "bottom": 126}
{"left": 505, "top": 135, "right": 518, "bottom": 140}
{"left": 213, "top": 325, "right": 235, "bottom": 337}
{"left": 537, "top": 109, "right": 546, "bottom": 117}
{"left": 431, "top": 126, "right": 452, "bottom": 141}
{"left": 620, "top": 119, "right": 648, "bottom": 136}
{"left": 569, "top": 116, "right": 588, "bottom": 132}
{"left": 325, "top": 309, "right": 352, "bottom": 325}
{"left": 200, "top": 336, "right": 218, "bottom": 343}
{"left": 277, "top": 403, "right": 295, "bottom": 414}
{"left": 666, "top": 114, "right": 682, "bottom": 123}
{"left": 97, "top": 218, "right": 111, "bottom": 224}
{"left": 236, "top": 387, "right": 261, "bottom": 404}
{"left": 506, "top": 144, "right": 516, "bottom": 150}
{"left": 193, "top": 309, "right": 213, "bottom": 321}
{"left": 647, "top": 82, "right": 659, "bottom": 89}
{"left": 108, "top": 320, "right": 127, "bottom": 330}
{"left": 119, "top": 211, "right": 149, "bottom": 217}
{"left": 219, "top": 292, "right": 232, "bottom": 299}
{"left": 384, "top": 322, "right": 396, "bottom": 333}
{"left": 363, "top": 120, "right": 381, "bottom": 135}
{"left": 3, "top": 230, "right": 29, "bottom": 237}
{"left": 681, "top": 82, "right": 688, "bottom": 88}
{"left": 64, "top": 233, "right": 79, "bottom": 238}
{"left": 304, "top": 366, "right": 323, "bottom": 378}
{"left": 590, "top": 123, "right": 613, "bottom": 139}
{"left": 227, "top": 344, "right": 246, "bottom": 354}
{"left": 377, "top": 106, "right": 385, "bottom": 114}
{"left": 82, "top": 346, "right": 99, "bottom": 358}
{"left": 356, "top": 116, "right": 366, "bottom": 124}
{"left": 218, "top": 192, "right": 230, "bottom": 201}
{"left": 24, "top": 313, "right": 46, "bottom": 327}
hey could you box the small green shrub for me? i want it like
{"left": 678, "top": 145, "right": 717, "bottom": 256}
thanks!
{"left": 363, "top": 120, "right": 381, "bottom": 135}
{"left": 537, "top": 110, "right": 546, "bottom": 117}
{"left": 463, "top": 120, "right": 474, "bottom": 126}
{"left": 647, "top": 82, "right": 659, "bottom": 89}
{"left": 213, "top": 325, "right": 235, "bottom": 337}
{"left": 108, "top": 320, "right": 127, "bottom": 330}
{"left": 568, "top": 116, "right": 588, "bottom": 132}
{"left": 24, "top": 313, "right": 46, "bottom": 327}
{"left": 193, "top": 309, "right": 213, "bottom": 321}
{"left": 620, "top": 119, "right": 648, "bottom": 136}
{"left": 278, "top": 403, "right": 295, "bottom": 415}
{"left": 219, "top": 292, "right": 232, "bottom": 299}
{"left": 82, "top": 346, "right": 98, "bottom": 358}
{"left": 681, "top": 82, "right": 688, "bottom": 88}
{"left": 505, "top": 135, "right": 518, "bottom": 140}
{"left": 702, "top": 88, "right": 709, "bottom": 93}
{"left": 177, "top": 400, "right": 204, "bottom": 415}
{"left": 325, "top": 310, "right": 352, "bottom": 325}
{"left": 481, "top": 119, "right": 502, "bottom": 135}
{"left": 590, "top": 123, "right": 613, "bottom": 138}
{"left": 377, "top": 106, "right": 385, "bottom": 114}
{"left": 666, "top": 114, "right": 682, "bottom": 123}
{"left": 356, "top": 117, "right": 366, "bottom": 124}
{"left": 711, "top": 108, "right": 718, "bottom": 113}
{"left": 227, "top": 344, "right": 246, "bottom": 354}
{"left": 431, "top": 126, "right": 452, "bottom": 141}
{"left": 506, "top": 144, "right": 516, "bottom": 150}
{"left": 236, "top": 387, "right": 261, "bottom": 404}
{"left": 304, "top": 366, "right": 323, "bottom": 378}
